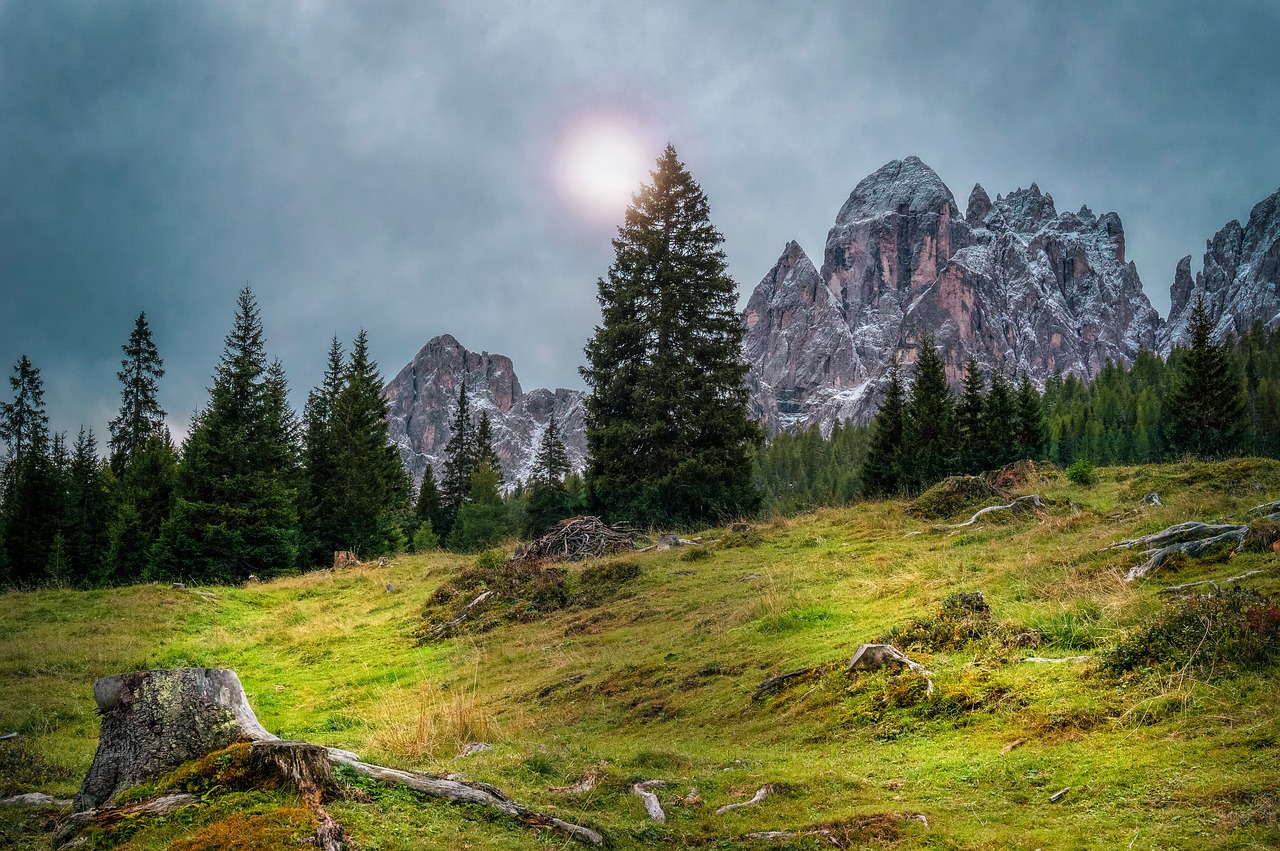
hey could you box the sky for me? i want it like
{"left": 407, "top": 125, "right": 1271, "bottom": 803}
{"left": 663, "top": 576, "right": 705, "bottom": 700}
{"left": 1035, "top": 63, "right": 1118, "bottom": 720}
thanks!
{"left": 2, "top": 0, "right": 1279, "bottom": 442}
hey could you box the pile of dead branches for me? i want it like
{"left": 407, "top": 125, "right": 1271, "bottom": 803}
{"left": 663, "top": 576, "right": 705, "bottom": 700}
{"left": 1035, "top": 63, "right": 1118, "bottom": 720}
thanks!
{"left": 513, "top": 516, "right": 637, "bottom": 564}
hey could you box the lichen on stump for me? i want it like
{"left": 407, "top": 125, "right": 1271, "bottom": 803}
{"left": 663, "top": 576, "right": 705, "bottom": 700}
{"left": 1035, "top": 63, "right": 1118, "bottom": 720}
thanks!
{"left": 75, "top": 668, "right": 277, "bottom": 812}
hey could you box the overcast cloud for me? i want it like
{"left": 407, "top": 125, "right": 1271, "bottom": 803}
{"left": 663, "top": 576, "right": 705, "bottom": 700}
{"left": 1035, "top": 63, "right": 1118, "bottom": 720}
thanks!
{"left": 2, "top": 0, "right": 1278, "bottom": 440}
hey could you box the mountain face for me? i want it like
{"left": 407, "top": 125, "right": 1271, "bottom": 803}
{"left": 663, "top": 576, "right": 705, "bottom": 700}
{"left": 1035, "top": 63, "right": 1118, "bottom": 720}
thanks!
{"left": 1161, "top": 186, "right": 1280, "bottom": 350}
{"left": 382, "top": 334, "right": 586, "bottom": 488}
{"left": 743, "top": 156, "right": 1162, "bottom": 432}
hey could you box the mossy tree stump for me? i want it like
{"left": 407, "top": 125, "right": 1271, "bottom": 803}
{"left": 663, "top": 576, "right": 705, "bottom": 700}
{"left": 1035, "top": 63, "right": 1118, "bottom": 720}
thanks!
{"left": 74, "top": 668, "right": 277, "bottom": 812}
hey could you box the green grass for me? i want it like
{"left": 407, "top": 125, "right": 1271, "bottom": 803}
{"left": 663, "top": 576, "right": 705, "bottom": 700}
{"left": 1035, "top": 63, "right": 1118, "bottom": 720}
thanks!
{"left": 2, "top": 460, "right": 1279, "bottom": 849}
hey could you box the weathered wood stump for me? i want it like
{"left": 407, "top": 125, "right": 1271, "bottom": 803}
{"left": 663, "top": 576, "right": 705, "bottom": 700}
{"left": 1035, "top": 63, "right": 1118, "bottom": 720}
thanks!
{"left": 70, "top": 668, "right": 602, "bottom": 846}
{"left": 75, "top": 668, "right": 277, "bottom": 811}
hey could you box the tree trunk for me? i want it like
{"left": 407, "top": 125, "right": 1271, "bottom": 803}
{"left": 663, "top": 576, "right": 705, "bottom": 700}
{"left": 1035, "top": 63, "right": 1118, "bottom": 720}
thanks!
{"left": 72, "top": 668, "right": 602, "bottom": 846}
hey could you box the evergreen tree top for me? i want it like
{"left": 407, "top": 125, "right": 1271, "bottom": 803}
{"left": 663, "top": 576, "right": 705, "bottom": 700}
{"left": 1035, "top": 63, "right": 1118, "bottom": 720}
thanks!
{"left": 109, "top": 311, "right": 167, "bottom": 471}
{"left": 1, "top": 355, "right": 49, "bottom": 463}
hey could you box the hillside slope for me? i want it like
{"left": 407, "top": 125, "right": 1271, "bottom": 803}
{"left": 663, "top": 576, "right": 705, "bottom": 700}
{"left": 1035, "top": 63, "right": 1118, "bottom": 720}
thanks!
{"left": 2, "top": 460, "right": 1279, "bottom": 849}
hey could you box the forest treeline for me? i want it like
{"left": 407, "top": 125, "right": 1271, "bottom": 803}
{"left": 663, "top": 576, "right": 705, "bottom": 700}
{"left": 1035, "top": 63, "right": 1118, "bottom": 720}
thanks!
{"left": 2, "top": 144, "right": 1273, "bottom": 588}
{"left": 754, "top": 299, "right": 1274, "bottom": 513}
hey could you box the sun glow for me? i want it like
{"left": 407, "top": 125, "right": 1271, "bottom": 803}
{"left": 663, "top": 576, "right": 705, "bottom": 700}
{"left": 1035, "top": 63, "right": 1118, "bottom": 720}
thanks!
{"left": 553, "top": 115, "right": 653, "bottom": 227}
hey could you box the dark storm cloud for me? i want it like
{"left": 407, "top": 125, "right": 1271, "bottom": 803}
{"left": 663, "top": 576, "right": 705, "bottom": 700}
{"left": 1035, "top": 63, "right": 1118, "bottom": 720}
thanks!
{"left": 2, "top": 0, "right": 1278, "bottom": 442}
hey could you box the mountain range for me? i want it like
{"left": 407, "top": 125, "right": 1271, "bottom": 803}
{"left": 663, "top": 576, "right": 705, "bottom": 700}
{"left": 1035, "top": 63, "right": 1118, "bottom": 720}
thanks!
{"left": 384, "top": 157, "right": 1280, "bottom": 485}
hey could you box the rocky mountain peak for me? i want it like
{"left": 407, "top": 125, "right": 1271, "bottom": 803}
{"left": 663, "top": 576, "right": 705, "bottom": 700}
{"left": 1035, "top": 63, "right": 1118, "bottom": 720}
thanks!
{"left": 966, "top": 183, "right": 992, "bottom": 227}
{"left": 834, "top": 156, "right": 958, "bottom": 225}
{"left": 383, "top": 335, "right": 585, "bottom": 488}
{"left": 744, "top": 158, "right": 1161, "bottom": 433}
{"left": 1161, "top": 185, "right": 1280, "bottom": 350}
{"left": 996, "top": 183, "right": 1058, "bottom": 233}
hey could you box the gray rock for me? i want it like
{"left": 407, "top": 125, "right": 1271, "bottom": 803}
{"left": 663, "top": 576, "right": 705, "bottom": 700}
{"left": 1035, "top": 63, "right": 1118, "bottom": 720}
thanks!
{"left": 1161, "top": 185, "right": 1280, "bottom": 350}
{"left": 742, "top": 156, "right": 1162, "bottom": 433}
{"left": 382, "top": 334, "right": 586, "bottom": 488}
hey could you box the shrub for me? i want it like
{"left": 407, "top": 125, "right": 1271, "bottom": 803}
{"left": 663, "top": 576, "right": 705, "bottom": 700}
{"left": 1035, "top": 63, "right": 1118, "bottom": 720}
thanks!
{"left": 411, "top": 521, "right": 439, "bottom": 553}
{"left": 1065, "top": 456, "right": 1097, "bottom": 487}
{"left": 1105, "top": 589, "right": 1280, "bottom": 675}
{"left": 907, "top": 476, "right": 998, "bottom": 520}
{"left": 879, "top": 591, "right": 996, "bottom": 652}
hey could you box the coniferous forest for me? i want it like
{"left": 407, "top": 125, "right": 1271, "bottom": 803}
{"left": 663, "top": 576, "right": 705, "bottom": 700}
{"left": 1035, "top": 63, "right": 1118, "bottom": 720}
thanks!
{"left": 0, "top": 162, "right": 1276, "bottom": 589}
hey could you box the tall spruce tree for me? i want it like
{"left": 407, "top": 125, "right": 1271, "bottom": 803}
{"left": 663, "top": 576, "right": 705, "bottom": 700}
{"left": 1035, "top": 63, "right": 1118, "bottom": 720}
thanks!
{"left": 328, "top": 330, "right": 410, "bottom": 557}
{"left": 902, "top": 333, "right": 955, "bottom": 492}
{"left": 1167, "top": 295, "right": 1247, "bottom": 458}
{"left": 412, "top": 466, "right": 443, "bottom": 551}
{"left": 954, "top": 357, "right": 985, "bottom": 474}
{"left": 0, "top": 355, "right": 49, "bottom": 465}
{"left": 63, "top": 428, "right": 113, "bottom": 585}
{"left": 475, "top": 411, "right": 503, "bottom": 483}
{"left": 581, "top": 145, "right": 760, "bottom": 525}
{"left": 105, "top": 431, "right": 177, "bottom": 583}
{"left": 0, "top": 356, "right": 58, "bottom": 585}
{"left": 526, "top": 412, "right": 572, "bottom": 535}
{"left": 980, "top": 366, "right": 1018, "bottom": 469}
{"left": 1014, "top": 372, "right": 1047, "bottom": 460}
{"left": 299, "top": 337, "right": 346, "bottom": 567}
{"left": 439, "top": 382, "right": 476, "bottom": 538}
{"left": 153, "top": 287, "right": 299, "bottom": 582}
{"left": 862, "top": 359, "right": 907, "bottom": 497}
{"left": 108, "top": 312, "right": 166, "bottom": 473}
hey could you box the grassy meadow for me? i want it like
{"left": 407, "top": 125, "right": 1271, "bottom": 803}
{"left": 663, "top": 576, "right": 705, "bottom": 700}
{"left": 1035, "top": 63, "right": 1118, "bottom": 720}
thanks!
{"left": 2, "top": 460, "right": 1279, "bottom": 849}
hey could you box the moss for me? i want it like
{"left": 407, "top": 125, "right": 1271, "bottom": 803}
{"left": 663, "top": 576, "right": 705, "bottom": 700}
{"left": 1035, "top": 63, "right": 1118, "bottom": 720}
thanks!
{"left": 167, "top": 805, "right": 317, "bottom": 851}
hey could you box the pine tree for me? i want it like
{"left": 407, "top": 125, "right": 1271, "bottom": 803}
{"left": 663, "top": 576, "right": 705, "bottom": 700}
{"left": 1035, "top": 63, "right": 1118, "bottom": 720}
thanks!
{"left": 63, "top": 428, "right": 113, "bottom": 585}
{"left": 439, "top": 382, "right": 476, "bottom": 538}
{"left": 1014, "top": 373, "right": 1047, "bottom": 460}
{"left": 153, "top": 287, "right": 299, "bottom": 582}
{"left": 581, "top": 145, "right": 760, "bottom": 525}
{"left": 862, "top": 359, "right": 907, "bottom": 497}
{"left": 0, "top": 357, "right": 59, "bottom": 585}
{"left": 902, "top": 333, "right": 955, "bottom": 492}
{"left": 954, "top": 357, "right": 986, "bottom": 474}
{"left": 1167, "top": 295, "right": 1247, "bottom": 458}
{"left": 412, "top": 466, "right": 443, "bottom": 552}
{"left": 526, "top": 412, "right": 572, "bottom": 535}
{"left": 328, "top": 330, "right": 410, "bottom": 558}
{"left": 980, "top": 366, "right": 1018, "bottom": 469}
{"left": 447, "top": 461, "right": 507, "bottom": 553}
{"left": 105, "top": 431, "right": 178, "bottom": 583}
{"left": 474, "top": 411, "right": 503, "bottom": 484}
{"left": 108, "top": 312, "right": 166, "bottom": 473}
{"left": 299, "top": 337, "right": 346, "bottom": 567}
{"left": 0, "top": 355, "right": 49, "bottom": 465}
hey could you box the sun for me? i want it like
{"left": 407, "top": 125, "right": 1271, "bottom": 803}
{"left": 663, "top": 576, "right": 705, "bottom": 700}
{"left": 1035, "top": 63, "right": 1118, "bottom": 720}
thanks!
{"left": 553, "top": 115, "right": 653, "bottom": 227}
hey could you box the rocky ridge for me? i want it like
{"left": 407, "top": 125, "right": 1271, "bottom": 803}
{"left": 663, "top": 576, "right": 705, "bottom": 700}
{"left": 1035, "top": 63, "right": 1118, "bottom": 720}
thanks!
{"left": 386, "top": 162, "right": 1280, "bottom": 466}
{"left": 744, "top": 156, "right": 1163, "bottom": 432}
{"left": 382, "top": 334, "right": 586, "bottom": 488}
{"left": 1161, "top": 186, "right": 1280, "bottom": 350}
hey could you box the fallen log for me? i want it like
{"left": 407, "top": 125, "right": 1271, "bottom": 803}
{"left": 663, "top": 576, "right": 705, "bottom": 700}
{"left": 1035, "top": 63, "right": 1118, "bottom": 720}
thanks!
{"left": 67, "top": 668, "right": 603, "bottom": 847}
{"left": 933, "top": 495, "right": 1046, "bottom": 531}
{"left": 848, "top": 644, "right": 934, "bottom": 697}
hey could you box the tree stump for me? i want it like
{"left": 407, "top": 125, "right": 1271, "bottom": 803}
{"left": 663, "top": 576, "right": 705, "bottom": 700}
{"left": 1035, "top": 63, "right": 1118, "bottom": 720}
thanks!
{"left": 74, "top": 668, "right": 277, "bottom": 811}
